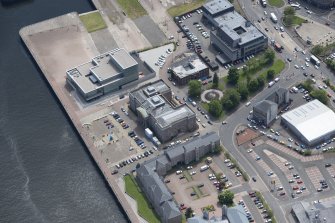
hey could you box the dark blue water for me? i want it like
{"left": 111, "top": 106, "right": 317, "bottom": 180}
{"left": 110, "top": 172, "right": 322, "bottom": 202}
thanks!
{"left": 0, "top": 1, "right": 127, "bottom": 222}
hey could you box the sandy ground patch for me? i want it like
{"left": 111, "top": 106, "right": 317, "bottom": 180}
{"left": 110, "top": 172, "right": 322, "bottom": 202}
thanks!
{"left": 297, "top": 21, "right": 335, "bottom": 46}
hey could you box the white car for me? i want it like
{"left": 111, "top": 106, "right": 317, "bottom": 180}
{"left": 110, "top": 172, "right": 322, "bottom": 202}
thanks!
{"left": 294, "top": 64, "right": 299, "bottom": 69}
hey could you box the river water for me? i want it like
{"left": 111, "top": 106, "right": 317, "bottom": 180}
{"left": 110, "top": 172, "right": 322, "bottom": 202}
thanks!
{"left": 0, "top": 0, "right": 127, "bottom": 222}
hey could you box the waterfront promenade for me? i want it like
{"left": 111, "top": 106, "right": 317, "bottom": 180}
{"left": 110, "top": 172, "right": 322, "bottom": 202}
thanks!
{"left": 19, "top": 12, "right": 141, "bottom": 223}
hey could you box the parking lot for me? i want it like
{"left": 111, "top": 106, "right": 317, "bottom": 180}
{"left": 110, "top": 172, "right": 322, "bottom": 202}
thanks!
{"left": 165, "top": 154, "right": 244, "bottom": 217}
{"left": 248, "top": 149, "right": 287, "bottom": 198}
{"left": 305, "top": 166, "right": 330, "bottom": 192}
{"left": 267, "top": 152, "right": 310, "bottom": 198}
{"left": 165, "top": 161, "right": 222, "bottom": 217}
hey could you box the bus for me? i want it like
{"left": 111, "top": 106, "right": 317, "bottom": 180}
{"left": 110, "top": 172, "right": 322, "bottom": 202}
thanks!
{"left": 270, "top": 13, "right": 278, "bottom": 23}
{"left": 274, "top": 43, "right": 282, "bottom": 52}
{"left": 310, "top": 55, "right": 320, "bottom": 66}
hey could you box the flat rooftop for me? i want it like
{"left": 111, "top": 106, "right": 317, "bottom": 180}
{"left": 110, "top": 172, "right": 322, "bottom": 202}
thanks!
{"left": 282, "top": 100, "right": 335, "bottom": 143}
{"left": 203, "top": 0, "right": 234, "bottom": 15}
{"left": 172, "top": 55, "right": 208, "bottom": 79}
{"left": 131, "top": 80, "right": 195, "bottom": 129}
{"left": 214, "top": 11, "right": 264, "bottom": 45}
{"left": 67, "top": 48, "right": 138, "bottom": 94}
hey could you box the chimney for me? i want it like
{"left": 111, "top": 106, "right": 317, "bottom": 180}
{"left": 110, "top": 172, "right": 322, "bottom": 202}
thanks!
{"left": 203, "top": 209, "right": 209, "bottom": 220}
{"left": 222, "top": 205, "right": 227, "bottom": 219}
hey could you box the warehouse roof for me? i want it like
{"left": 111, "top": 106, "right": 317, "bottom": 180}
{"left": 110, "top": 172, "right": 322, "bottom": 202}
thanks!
{"left": 281, "top": 100, "right": 335, "bottom": 143}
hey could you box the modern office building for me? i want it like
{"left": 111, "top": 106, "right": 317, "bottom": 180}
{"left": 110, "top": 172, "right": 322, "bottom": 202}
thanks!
{"left": 266, "top": 88, "right": 289, "bottom": 107}
{"left": 66, "top": 48, "right": 139, "bottom": 101}
{"left": 137, "top": 132, "right": 221, "bottom": 223}
{"left": 253, "top": 100, "right": 278, "bottom": 127}
{"left": 292, "top": 199, "right": 335, "bottom": 223}
{"left": 188, "top": 205, "right": 249, "bottom": 223}
{"left": 171, "top": 55, "right": 209, "bottom": 85}
{"left": 301, "top": 0, "right": 335, "bottom": 9}
{"left": 202, "top": 0, "right": 268, "bottom": 64}
{"left": 281, "top": 100, "right": 335, "bottom": 146}
{"left": 129, "top": 80, "right": 196, "bottom": 143}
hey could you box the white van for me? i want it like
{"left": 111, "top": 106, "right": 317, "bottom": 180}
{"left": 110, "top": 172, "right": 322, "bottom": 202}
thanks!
{"left": 245, "top": 101, "right": 251, "bottom": 107}
{"left": 274, "top": 77, "right": 280, "bottom": 82}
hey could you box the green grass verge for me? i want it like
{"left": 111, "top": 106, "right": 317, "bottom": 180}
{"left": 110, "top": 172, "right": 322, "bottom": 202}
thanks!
{"left": 255, "top": 191, "right": 277, "bottom": 223}
{"left": 259, "top": 59, "right": 285, "bottom": 79}
{"left": 268, "top": 0, "right": 284, "bottom": 7}
{"left": 79, "top": 11, "right": 107, "bottom": 33}
{"left": 184, "top": 171, "right": 193, "bottom": 182}
{"left": 292, "top": 16, "right": 306, "bottom": 26}
{"left": 116, "top": 0, "right": 147, "bottom": 19}
{"left": 192, "top": 186, "right": 202, "bottom": 198}
{"left": 167, "top": 0, "right": 206, "bottom": 17}
{"left": 124, "top": 175, "right": 160, "bottom": 223}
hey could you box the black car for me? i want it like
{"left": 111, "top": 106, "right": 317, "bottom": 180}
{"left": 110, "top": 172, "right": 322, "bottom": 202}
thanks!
{"left": 208, "top": 120, "right": 213, "bottom": 125}
{"left": 325, "top": 163, "right": 332, "bottom": 168}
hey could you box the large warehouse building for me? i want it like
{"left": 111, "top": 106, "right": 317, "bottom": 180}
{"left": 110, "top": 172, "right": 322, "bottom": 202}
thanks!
{"left": 202, "top": 0, "right": 268, "bottom": 64}
{"left": 66, "top": 48, "right": 139, "bottom": 101}
{"left": 129, "top": 80, "right": 197, "bottom": 143}
{"left": 281, "top": 100, "right": 335, "bottom": 146}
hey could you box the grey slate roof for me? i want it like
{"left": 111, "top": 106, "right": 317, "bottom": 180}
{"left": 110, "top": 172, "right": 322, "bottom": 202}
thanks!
{"left": 254, "top": 100, "right": 277, "bottom": 112}
{"left": 136, "top": 132, "right": 220, "bottom": 223}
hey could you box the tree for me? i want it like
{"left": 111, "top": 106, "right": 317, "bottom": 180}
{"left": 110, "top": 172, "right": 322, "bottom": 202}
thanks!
{"left": 248, "top": 79, "right": 259, "bottom": 92}
{"left": 209, "top": 99, "right": 223, "bottom": 117}
{"left": 311, "top": 89, "right": 329, "bottom": 105}
{"left": 218, "top": 190, "right": 234, "bottom": 206}
{"left": 264, "top": 49, "right": 275, "bottom": 65}
{"left": 213, "top": 72, "right": 219, "bottom": 88}
{"left": 238, "top": 81, "right": 249, "bottom": 100}
{"left": 221, "top": 89, "right": 241, "bottom": 110}
{"left": 185, "top": 207, "right": 193, "bottom": 219}
{"left": 227, "top": 67, "right": 239, "bottom": 85}
{"left": 188, "top": 80, "right": 202, "bottom": 98}
{"left": 267, "top": 69, "right": 275, "bottom": 80}
{"left": 284, "top": 6, "right": 295, "bottom": 16}
{"left": 284, "top": 15, "right": 294, "bottom": 26}
{"left": 257, "top": 75, "right": 265, "bottom": 88}
{"left": 301, "top": 79, "right": 314, "bottom": 92}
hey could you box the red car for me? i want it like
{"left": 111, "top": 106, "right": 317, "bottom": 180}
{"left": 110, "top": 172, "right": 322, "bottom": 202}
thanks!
{"left": 297, "top": 180, "right": 303, "bottom": 184}
{"left": 293, "top": 186, "right": 299, "bottom": 190}
{"left": 279, "top": 192, "right": 286, "bottom": 196}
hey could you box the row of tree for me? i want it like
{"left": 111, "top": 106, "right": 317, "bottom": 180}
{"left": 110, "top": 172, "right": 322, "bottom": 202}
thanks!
{"left": 301, "top": 79, "right": 329, "bottom": 105}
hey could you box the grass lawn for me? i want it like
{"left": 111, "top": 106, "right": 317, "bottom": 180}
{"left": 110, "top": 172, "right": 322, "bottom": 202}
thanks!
{"left": 192, "top": 186, "right": 201, "bottom": 199}
{"left": 184, "top": 171, "right": 193, "bottom": 182}
{"left": 292, "top": 16, "right": 306, "bottom": 26}
{"left": 116, "top": 0, "right": 147, "bottom": 19}
{"left": 124, "top": 175, "right": 160, "bottom": 223}
{"left": 259, "top": 59, "right": 285, "bottom": 79}
{"left": 79, "top": 11, "right": 107, "bottom": 33}
{"left": 268, "top": 0, "right": 284, "bottom": 7}
{"left": 167, "top": 0, "right": 206, "bottom": 17}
